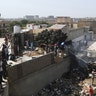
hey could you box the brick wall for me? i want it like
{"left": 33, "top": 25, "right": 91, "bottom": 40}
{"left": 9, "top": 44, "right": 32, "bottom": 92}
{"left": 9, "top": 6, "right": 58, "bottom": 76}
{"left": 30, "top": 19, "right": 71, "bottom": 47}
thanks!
{"left": 8, "top": 52, "right": 54, "bottom": 82}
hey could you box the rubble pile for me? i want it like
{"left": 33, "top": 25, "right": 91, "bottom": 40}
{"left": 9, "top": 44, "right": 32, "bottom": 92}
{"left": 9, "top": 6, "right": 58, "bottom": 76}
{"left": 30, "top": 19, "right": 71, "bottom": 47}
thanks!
{"left": 35, "top": 77, "right": 82, "bottom": 96}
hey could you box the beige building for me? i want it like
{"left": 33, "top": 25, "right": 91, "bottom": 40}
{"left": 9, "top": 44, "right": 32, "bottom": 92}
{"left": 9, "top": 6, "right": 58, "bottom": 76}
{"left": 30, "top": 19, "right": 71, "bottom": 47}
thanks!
{"left": 56, "top": 16, "right": 73, "bottom": 27}
{"left": 78, "top": 20, "right": 92, "bottom": 28}
{"left": 78, "top": 20, "right": 96, "bottom": 33}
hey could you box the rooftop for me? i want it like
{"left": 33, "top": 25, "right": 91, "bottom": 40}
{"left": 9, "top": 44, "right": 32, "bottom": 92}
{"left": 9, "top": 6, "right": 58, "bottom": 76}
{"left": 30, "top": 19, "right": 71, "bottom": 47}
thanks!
{"left": 33, "top": 28, "right": 47, "bottom": 34}
{"left": 87, "top": 41, "right": 96, "bottom": 51}
{"left": 49, "top": 24, "right": 66, "bottom": 30}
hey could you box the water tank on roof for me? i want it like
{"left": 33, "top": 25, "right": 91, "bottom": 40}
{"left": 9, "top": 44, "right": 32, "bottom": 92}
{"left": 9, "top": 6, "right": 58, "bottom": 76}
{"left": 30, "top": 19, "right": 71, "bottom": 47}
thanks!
{"left": 13, "top": 25, "right": 21, "bottom": 34}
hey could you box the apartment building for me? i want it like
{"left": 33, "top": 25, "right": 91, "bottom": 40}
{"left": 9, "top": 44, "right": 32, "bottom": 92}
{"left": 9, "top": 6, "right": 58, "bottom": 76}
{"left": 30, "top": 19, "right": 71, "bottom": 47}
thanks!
{"left": 78, "top": 20, "right": 96, "bottom": 33}
{"left": 57, "top": 16, "right": 73, "bottom": 23}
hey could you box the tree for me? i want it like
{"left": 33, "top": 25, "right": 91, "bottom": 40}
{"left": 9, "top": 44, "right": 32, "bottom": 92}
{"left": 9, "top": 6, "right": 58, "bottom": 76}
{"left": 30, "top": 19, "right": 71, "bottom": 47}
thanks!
{"left": 20, "top": 19, "right": 28, "bottom": 27}
{"left": 34, "top": 29, "right": 68, "bottom": 47}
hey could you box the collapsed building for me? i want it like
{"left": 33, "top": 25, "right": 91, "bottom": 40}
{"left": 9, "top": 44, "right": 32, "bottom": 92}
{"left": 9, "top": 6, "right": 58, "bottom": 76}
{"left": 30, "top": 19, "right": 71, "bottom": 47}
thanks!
{"left": 69, "top": 28, "right": 96, "bottom": 74}
{"left": 1, "top": 23, "right": 95, "bottom": 95}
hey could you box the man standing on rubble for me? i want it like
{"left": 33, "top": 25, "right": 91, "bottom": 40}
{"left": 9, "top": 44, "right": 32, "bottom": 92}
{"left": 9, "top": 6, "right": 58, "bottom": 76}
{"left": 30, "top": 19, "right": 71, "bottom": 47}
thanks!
{"left": 91, "top": 69, "right": 96, "bottom": 85}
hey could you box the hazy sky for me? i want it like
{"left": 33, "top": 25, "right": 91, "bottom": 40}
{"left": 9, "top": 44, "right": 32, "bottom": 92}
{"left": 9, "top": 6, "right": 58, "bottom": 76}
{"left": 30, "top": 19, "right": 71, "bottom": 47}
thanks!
{"left": 0, "top": 0, "right": 96, "bottom": 18}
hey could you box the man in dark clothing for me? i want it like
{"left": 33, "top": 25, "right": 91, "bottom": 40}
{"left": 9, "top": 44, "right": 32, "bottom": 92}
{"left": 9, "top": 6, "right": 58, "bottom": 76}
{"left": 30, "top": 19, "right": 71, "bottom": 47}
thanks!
{"left": 0, "top": 55, "right": 3, "bottom": 90}
{"left": 2, "top": 44, "right": 9, "bottom": 60}
{"left": 2, "top": 59, "right": 7, "bottom": 79}
{"left": 91, "top": 69, "right": 96, "bottom": 85}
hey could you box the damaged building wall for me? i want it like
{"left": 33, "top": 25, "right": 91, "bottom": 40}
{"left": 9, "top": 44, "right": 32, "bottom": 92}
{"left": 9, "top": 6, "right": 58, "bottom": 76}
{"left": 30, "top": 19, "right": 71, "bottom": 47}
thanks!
{"left": 8, "top": 54, "right": 70, "bottom": 96}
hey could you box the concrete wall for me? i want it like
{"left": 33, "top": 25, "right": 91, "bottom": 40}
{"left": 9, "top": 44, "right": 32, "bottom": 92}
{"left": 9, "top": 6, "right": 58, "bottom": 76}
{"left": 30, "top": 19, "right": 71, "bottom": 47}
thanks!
{"left": 68, "top": 28, "right": 85, "bottom": 40}
{"left": 8, "top": 56, "right": 70, "bottom": 96}
{"left": 8, "top": 53, "right": 54, "bottom": 82}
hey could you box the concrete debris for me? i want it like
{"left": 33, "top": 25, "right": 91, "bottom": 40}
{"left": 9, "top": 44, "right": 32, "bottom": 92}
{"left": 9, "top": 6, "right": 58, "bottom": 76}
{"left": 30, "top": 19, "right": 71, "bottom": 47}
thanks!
{"left": 35, "top": 77, "right": 81, "bottom": 96}
{"left": 33, "top": 72, "right": 96, "bottom": 96}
